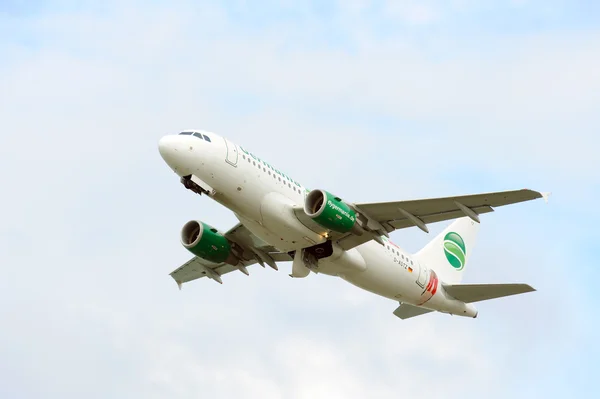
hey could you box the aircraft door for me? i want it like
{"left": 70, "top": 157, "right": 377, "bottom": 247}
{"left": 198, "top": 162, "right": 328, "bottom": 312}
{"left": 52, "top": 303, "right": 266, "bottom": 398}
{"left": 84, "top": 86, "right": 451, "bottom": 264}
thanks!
{"left": 223, "top": 138, "right": 239, "bottom": 166}
{"left": 415, "top": 261, "right": 428, "bottom": 288}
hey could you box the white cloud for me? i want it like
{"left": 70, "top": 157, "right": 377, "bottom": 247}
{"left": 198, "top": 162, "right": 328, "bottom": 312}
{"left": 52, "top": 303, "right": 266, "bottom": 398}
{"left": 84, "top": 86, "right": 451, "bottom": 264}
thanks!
{"left": 384, "top": 0, "right": 442, "bottom": 25}
{"left": 0, "top": 1, "right": 597, "bottom": 398}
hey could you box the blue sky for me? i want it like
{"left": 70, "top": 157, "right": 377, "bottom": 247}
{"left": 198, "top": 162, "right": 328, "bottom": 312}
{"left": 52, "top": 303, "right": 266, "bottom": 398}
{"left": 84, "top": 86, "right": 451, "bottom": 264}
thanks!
{"left": 1, "top": 1, "right": 598, "bottom": 398}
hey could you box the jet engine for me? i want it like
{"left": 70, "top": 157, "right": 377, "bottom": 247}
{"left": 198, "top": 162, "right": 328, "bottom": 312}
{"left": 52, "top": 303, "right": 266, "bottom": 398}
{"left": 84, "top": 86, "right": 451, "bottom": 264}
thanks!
{"left": 180, "top": 220, "right": 238, "bottom": 265}
{"left": 304, "top": 189, "right": 362, "bottom": 234}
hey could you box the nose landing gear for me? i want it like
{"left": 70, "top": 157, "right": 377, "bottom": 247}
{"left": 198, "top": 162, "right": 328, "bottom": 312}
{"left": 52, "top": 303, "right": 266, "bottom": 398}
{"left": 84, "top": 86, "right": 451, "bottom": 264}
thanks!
{"left": 181, "top": 175, "right": 211, "bottom": 196}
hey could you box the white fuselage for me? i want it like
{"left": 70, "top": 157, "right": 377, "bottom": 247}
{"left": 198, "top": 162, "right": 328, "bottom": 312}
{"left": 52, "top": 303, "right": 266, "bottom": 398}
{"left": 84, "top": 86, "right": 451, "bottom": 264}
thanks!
{"left": 158, "top": 131, "right": 477, "bottom": 316}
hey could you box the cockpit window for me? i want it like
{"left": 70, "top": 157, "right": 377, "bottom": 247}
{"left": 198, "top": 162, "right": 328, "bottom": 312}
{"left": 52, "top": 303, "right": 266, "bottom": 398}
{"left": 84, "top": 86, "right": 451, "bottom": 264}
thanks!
{"left": 179, "top": 131, "right": 212, "bottom": 142}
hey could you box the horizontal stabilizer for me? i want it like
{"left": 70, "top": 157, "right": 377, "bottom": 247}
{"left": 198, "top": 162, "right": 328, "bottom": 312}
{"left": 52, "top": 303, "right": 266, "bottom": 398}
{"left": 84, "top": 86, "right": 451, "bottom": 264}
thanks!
{"left": 444, "top": 283, "right": 535, "bottom": 303}
{"left": 393, "top": 303, "right": 434, "bottom": 319}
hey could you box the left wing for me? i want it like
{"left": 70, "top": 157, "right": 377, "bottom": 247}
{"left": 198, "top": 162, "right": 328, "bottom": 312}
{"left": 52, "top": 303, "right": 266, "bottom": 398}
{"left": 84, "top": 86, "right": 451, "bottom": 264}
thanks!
{"left": 170, "top": 223, "right": 293, "bottom": 287}
{"left": 295, "top": 188, "right": 548, "bottom": 250}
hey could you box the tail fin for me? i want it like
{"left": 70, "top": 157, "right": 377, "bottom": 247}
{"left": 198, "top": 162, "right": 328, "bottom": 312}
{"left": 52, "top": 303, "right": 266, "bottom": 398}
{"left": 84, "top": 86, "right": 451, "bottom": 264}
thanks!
{"left": 415, "top": 217, "right": 479, "bottom": 284}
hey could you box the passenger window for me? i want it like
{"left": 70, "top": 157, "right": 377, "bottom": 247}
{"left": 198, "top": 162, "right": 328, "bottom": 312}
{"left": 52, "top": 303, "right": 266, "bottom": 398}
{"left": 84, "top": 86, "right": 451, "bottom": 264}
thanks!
{"left": 203, "top": 135, "right": 211, "bottom": 142}
{"left": 253, "top": 161, "right": 256, "bottom": 166}
{"left": 242, "top": 155, "right": 246, "bottom": 160}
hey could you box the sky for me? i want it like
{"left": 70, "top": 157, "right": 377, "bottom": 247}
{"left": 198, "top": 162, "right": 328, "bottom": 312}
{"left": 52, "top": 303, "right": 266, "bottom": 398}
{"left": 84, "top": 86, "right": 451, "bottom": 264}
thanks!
{"left": 0, "top": 0, "right": 599, "bottom": 398}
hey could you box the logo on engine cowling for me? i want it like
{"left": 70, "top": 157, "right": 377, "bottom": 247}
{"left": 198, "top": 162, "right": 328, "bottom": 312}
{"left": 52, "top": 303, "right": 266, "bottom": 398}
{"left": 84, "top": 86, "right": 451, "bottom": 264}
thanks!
{"left": 443, "top": 232, "right": 466, "bottom": 270}
{"left": 327, "top": 200, "right": 355, "bottom": 221}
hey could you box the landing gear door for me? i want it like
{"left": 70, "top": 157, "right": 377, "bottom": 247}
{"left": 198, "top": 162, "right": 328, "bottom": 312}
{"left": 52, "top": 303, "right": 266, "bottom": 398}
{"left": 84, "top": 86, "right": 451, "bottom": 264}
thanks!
{"left": 223, "top": 138, "right": 238, "bottom": 166}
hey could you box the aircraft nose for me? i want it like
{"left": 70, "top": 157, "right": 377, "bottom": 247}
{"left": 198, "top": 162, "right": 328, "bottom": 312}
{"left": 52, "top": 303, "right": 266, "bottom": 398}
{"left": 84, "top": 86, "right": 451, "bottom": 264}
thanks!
{"left": 158, "top": 135, "right": 178, "bottom": 161}
{"left": 158, "top": 135, "right": 188, "bottom": 174}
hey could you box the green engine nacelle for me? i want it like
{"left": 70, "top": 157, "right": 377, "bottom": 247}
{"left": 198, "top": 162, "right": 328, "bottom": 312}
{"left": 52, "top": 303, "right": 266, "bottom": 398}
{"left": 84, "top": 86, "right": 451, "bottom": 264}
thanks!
{"left": 304, "top": 189, "right": 358, "bottom": 234}
{"left": 180, "top": 220, "right": 234, "bottom": 264}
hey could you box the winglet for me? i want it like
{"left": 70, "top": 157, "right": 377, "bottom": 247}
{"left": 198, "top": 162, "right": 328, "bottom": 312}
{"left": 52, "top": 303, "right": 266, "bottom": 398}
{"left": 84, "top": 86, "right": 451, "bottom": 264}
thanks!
{"left": 541, "top": 192, "right": 551, "bottom": 204}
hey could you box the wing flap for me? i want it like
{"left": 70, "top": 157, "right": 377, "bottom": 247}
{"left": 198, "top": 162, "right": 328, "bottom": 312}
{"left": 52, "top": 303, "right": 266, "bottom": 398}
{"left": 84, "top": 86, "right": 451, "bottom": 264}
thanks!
{"left": 388, "top": 206, "right": 495, "bottom": 229}
{"left": 357, "top": 189, "right": 542, "bottom": 222}
{"left": 337, "top": 206, "right": 495, "bottom": 250}
{"left": 269, "top": 252, "right": 294, "bottom": 262}
{"left": 393, "top": 303, "right": 434, "bottom": 319}
{"left": 225, "top": 222, "right": 280, "bottom": 258}
{"left": 336, "top": 189, "right": 543, "bottom": 250}
{"left": 444, "top": 283, "right": 536, "bottom": 303}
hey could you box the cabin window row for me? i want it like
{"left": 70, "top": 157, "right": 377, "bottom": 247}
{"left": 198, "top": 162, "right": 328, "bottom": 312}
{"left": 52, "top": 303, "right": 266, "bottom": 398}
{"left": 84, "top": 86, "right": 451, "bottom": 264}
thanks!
{"left": 241, "top": 154, "right": 303, "bottom": 194}
{"left": 385, "top": 245, "right": 414, "bottom": 265}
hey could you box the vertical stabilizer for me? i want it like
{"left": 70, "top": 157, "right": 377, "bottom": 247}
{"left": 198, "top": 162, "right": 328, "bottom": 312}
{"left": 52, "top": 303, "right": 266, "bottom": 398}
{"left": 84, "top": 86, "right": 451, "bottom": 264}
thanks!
{"left": 415, "top": 217, "right": 479, "bottom": 284}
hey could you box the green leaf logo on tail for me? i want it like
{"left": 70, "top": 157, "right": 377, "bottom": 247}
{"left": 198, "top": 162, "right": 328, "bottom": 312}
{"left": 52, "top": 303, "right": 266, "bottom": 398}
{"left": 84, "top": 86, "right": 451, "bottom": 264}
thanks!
{"left": 443, "top": 232, "right": 466, "bottom": 270}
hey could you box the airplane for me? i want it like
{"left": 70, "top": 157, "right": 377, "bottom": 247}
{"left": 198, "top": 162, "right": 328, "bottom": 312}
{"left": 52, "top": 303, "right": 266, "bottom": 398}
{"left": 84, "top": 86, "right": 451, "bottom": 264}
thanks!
{"left": 158, "top": 129, "right": 549, "bottom": 320}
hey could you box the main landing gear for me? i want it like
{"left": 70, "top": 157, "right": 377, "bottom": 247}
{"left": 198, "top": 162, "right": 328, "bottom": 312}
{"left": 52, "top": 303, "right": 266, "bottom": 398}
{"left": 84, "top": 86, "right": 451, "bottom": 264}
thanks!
{"left": 288, "top": 240, "right": 334, "bottom": 278}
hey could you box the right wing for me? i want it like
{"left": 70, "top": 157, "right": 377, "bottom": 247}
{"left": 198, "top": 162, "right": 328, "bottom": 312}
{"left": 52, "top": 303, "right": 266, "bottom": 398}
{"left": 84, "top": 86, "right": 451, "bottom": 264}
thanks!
{"left": 169, "top": 223, "right": 293, "bottom": 287}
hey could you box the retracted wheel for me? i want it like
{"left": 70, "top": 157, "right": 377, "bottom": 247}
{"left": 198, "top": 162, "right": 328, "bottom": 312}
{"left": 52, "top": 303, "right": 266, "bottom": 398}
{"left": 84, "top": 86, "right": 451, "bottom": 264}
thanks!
{"left": 180, "top": 175, "right": 206, "bottom": 196}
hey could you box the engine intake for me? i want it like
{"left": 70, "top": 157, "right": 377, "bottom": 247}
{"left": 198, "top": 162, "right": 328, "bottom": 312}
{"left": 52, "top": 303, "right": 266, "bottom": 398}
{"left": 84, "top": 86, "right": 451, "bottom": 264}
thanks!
{"left": 304, "top": 189, "right": 361, "bottom": 234}
{"left": 181, "top": 220, "right": 237, "bottom": 264}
